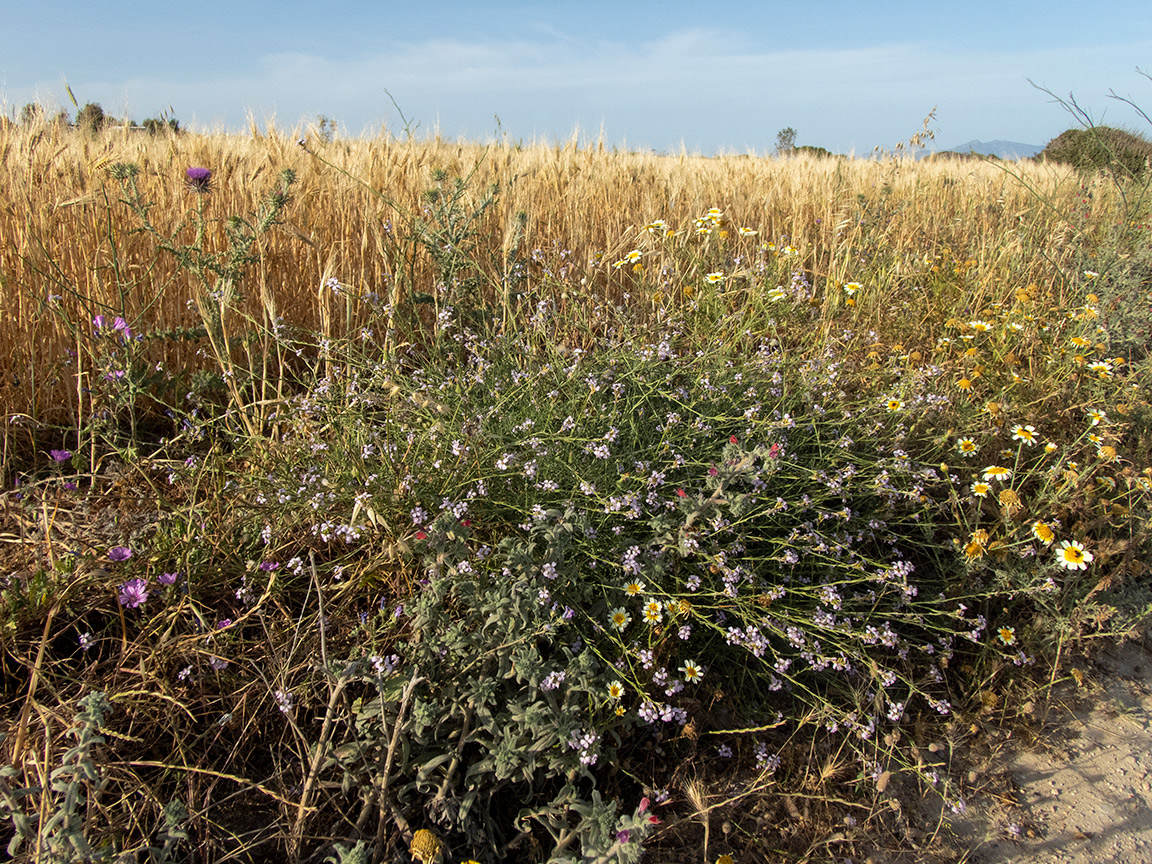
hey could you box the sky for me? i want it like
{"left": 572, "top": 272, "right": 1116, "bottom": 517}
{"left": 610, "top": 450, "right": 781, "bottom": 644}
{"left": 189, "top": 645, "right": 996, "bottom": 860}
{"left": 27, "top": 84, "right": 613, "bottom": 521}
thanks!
{"left": 3, "top": 1, "right": 1151, "bottom": 155}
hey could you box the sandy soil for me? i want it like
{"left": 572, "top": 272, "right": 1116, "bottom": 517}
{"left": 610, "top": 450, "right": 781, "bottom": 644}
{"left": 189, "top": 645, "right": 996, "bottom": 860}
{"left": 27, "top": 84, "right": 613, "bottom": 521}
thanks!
{"left": 944, "top": 637, "right": 1152, "bottom": 864}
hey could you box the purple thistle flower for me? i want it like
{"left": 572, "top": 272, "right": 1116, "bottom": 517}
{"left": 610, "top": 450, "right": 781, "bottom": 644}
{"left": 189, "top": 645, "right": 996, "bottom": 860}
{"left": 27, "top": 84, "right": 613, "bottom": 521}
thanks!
{"left": 50, "top": 449, "right": 72, "bottom": 462}
{"left": 118, "top": 578, "right": 149, "bottom": 608}
{"left": 108, "top": 546, "right": 133, "bottom": 562}
{"left": 185, "top": 166, "right": 212, "bottom": 193}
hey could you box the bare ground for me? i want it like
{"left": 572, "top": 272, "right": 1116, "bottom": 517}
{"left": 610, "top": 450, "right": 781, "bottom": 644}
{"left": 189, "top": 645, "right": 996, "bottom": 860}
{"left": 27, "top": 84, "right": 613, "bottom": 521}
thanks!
{"left": 940, "top": 635, "right": 1152, "bottom": 864}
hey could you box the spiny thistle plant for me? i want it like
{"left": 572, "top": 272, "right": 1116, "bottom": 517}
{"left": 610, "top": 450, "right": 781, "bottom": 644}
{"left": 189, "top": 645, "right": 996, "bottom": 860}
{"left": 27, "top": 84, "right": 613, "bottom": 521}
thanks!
{"left": 108, "top": 160, "right": 297, "bottom": 437}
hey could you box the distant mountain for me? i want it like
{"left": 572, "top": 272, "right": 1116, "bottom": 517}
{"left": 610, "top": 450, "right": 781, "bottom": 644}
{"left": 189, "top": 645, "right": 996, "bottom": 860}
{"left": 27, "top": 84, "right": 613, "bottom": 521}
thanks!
{"left": 934, "top": 139, "right": 1044, "bottom": 160}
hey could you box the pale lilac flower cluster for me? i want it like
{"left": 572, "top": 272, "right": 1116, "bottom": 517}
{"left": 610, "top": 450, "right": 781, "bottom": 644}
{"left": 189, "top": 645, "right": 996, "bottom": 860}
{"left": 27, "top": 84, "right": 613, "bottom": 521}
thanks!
{"left": 754, "top": 741, "right": 781, "bottom": 773}
{"left": 274, "top": 689, "right": 294, "bottom": 714}
{"left": 637, "top": 700, "right": 688, "bottom": 725}
{"left": 567, "top": 728, "right": 600, "bottom": 765}
{"left": 541, "top": 670, "right": 565, "bottom": 691}
{"left": 369, "top": 654, "right": 400, "bottom": 675}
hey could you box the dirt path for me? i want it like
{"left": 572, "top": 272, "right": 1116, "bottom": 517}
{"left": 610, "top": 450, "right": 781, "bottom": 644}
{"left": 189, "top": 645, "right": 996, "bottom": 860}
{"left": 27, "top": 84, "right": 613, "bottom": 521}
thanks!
{"left": 947, "top": 637, "right": 1152, "bottom": 864}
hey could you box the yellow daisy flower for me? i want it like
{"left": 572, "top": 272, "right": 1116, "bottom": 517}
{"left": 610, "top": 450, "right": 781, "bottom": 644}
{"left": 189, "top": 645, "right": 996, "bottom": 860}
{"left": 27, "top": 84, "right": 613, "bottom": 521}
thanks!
{"left": 1031, "top": 521, "right": 1055, "bottom": 545}
{"left": 609, "top": 607, "right": 631, "bottom": 631}
{"left": 983, "top": 465, "right": 1012, "bottom": 483}
{"left": 1011, "top": 424, "right": 1038, "bottom": 446}
{"left": 643, "top": 598, "right": 663, "bottom": 624}
{"left": 679, "top": 659, "right": 705, "bottom": 683}
{"left": 410, "top": 830, "right": 442, "bottom": 864}
{"left": 1054, "top": 540, "right": 1093, "bottom": 570}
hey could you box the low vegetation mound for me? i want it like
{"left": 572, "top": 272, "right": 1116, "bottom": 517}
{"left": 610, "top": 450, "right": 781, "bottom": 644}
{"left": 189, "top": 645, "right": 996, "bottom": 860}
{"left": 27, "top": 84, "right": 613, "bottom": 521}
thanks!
{"left": 1038, "top": 126, "right": 1152, "bottom": 176}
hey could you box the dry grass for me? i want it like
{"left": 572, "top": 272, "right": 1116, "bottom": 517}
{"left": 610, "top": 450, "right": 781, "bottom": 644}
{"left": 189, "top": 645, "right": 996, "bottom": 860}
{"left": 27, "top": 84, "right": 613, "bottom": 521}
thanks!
{"left": 0, "top": 120, "right": 1098, "bottom": 426}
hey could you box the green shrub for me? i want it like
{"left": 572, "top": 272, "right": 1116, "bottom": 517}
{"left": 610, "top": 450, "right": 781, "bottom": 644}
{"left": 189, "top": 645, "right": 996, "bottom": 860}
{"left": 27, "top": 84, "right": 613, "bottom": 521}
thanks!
{"left": 75, "top": 102, "right": 107, "bottom": 134}
{"left": 1039, "top": 126, "right": 1152, "bottom": 176}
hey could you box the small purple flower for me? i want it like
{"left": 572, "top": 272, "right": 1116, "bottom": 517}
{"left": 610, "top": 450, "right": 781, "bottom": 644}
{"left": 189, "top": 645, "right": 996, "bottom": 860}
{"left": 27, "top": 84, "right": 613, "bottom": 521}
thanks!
{"left": 62, "top": 482, "right": 77, "bottom": 491}
{"left": 50, "top": 449, "right": 72, "bottom": 462}
{"left": 273, "top": 689, "right": 294, "bottom": 714}
{"left": 185, "top": 166, "right": 212, "bottom": 193}
{"left": 208, "top": 656, "right": 228, "bottom": 671}
{"left": 79, "top": 632, "right": 94, "bottom": 652}
{"left": 118, "top": 578, "right": 149, "bottom": 608}
{"left": 258, "top": 560, "right": 279, "bottom": 572}
{"left": 158, "top": 571, "right": 179, "bottom": 585}
{"left": 616, "top": 830, "right": 630, "bottom": 844}
{"left": 108, "top": 546, "right": 133, "bottom": 562}
{"left": 93, "top": 314, "right": 107, "bottom": 331}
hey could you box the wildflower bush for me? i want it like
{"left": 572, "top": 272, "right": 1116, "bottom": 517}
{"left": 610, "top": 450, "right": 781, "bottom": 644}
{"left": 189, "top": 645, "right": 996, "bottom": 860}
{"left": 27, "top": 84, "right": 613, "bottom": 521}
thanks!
{"left": 1, "top": 115, "right": 1151, "bottom": 863}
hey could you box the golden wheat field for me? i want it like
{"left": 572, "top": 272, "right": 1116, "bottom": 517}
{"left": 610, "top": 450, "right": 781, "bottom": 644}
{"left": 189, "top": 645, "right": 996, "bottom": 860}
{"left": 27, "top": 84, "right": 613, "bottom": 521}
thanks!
{"left": 5, "top": 119, "right": 1152, "bottom": 864}
{"left": 0, "top": 121, "right": 1098, "bottom": 430}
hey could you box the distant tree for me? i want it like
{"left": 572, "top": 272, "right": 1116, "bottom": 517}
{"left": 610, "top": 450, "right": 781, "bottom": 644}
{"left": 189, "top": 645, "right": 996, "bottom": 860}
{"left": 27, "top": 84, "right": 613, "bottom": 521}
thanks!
{"left": 142, "top": 116, "right": 181, "bottom": 135}
{"left": 775, "top": 127, "right": 797, "bottom": 155}
{"left": 794, "top": 145, "right": 832, "bottom": 158}
{"left": 19, "top": 102, "right": 44, "bottom": 125}
{"left": 316, "top": 114, "right": 337, "bottom": 143}
{"left": 76, "top": 102, "right": 107, "bottom": 133}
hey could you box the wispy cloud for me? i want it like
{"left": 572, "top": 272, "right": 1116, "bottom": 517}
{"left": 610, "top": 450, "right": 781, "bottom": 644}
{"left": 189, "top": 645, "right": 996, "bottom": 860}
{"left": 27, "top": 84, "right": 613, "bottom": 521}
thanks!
{"left": 7, "top": 28, "right": 1151, "bottom": 152}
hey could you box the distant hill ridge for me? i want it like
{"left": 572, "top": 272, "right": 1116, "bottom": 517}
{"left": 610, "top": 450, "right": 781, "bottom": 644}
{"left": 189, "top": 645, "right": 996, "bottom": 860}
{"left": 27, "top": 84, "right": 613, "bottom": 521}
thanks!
{"left": 932, "top": 139, "right": 1044, "bottom": 160}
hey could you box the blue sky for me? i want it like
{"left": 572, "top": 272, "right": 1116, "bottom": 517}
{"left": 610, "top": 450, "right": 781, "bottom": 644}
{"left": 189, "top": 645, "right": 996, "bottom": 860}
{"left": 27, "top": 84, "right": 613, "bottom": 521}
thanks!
{"left": 3, "top": 1, "right": 1151, "bottom": 154}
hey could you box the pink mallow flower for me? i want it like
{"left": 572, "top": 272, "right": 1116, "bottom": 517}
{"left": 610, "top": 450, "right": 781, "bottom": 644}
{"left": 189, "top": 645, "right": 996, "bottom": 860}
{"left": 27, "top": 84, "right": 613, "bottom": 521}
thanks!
{"left": 108, "top": 546, "right": 133, "bottom": 562}
{"left": 118, "top": 578, "right": 149, "bottom": 609}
